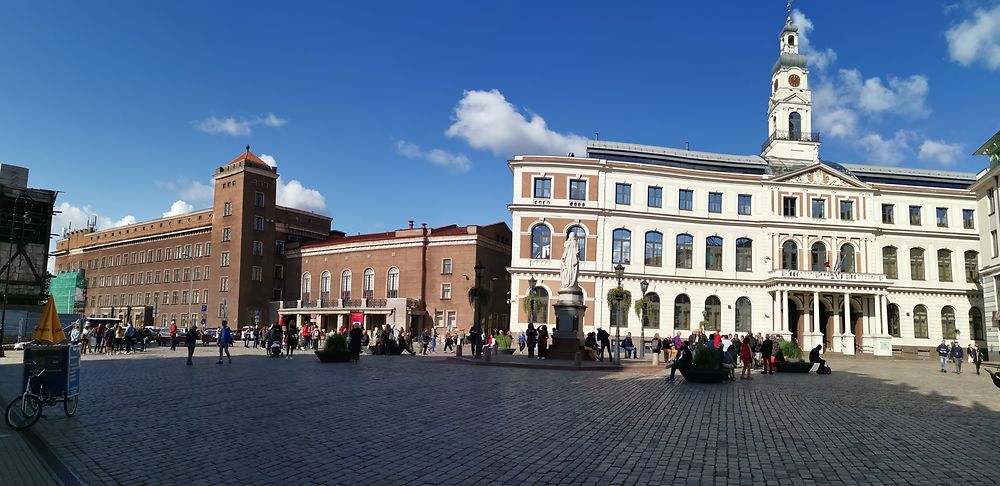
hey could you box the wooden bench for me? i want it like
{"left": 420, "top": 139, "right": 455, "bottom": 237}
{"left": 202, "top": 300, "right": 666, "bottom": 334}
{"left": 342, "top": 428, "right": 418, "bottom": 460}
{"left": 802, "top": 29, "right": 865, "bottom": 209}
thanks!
{"left": 916, "top": 348, "right": 931, "bottom": 359}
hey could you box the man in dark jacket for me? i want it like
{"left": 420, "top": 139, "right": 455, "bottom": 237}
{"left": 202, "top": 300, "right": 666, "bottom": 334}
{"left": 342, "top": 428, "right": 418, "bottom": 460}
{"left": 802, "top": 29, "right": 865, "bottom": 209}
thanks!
{"left": 760, "top": 336, "right": 774, "bottom": 375}
{"left": 950, "top": 341, "right": 963, "bottom": 374}
{"left": 420, "top": 328, "right": 430, "bottom": 355}
{"left": 665, "top": 341, "right": 692, "bottom": 383}
{"left": 936, "top": 340, "right": 950, "bottom": 373}
{"left": 597, "top": 328, "right": 611, "bottom": 361}
{"left": 809, "top": 344, "right": 827, "bottom": 373}
{"left": 185, "top": 324, "right": 200, "bottom": 365}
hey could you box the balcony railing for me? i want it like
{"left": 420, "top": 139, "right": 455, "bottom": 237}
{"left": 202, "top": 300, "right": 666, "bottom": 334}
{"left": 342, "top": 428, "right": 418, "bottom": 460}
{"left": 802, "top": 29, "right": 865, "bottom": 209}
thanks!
{"left": 366, "top": 298, "right": 387, "bottom": 308}
{"left": 770, "top": 269, "right": 886, "bottom": 284}
{"left": 761, "top": 130, "right": 821, "bottom": 152}
{"left": 320, "top": 298, "right": 339, "bottom": 308}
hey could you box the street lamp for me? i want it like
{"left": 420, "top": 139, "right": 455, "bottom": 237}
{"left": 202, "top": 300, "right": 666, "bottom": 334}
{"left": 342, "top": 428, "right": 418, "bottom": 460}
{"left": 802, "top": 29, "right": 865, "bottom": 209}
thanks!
{"left": 474, "top": 262, "right": 485, "bottom": 338}
{"left": 182, "top": 250, "right": 195, "bottom": 329}
{"left": 640, "top": 278, "right": 649, "bottom": 359}
{"left": 614, "top": 262, "right": 625, "bottom": 364}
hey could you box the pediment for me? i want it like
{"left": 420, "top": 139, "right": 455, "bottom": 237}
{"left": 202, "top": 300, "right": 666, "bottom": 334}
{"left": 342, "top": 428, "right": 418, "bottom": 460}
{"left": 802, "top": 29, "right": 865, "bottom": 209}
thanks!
{"left": 771, "top": 163, "right": 870, "bottom": 189}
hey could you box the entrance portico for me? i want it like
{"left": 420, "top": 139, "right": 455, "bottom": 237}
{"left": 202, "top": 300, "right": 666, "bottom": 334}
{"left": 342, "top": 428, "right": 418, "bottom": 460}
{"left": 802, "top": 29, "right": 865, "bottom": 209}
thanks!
{"left": 768, "top": 270, "right": 892, "bottom": 356}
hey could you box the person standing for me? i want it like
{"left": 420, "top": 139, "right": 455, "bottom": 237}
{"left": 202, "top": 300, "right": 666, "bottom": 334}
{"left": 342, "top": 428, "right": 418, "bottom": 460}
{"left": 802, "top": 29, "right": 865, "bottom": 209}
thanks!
{"left": 285, "top": 324, "right": 299, "bottom": 360}
{"left": 936, "top": 340, "right": 950, "bottom": 373}
{"left": 170, "top": 320, "right": 178, "bottom": 351}
{"left": 430, "top": 328, "right": 438, "bottom": 353}
{"left": 759, "top": 335, "right": 774, "bottom": 375}
{"left": 124, "top": 322, "right": 136, "bottom": 354}
{"left": 185, "top": 323, "right": 200, "bottom": 365}
{"left": 216, "top": 320, "right": 233, "bottom": 364}
{"left": 114, "top": 323, "right": 126, "bottom": 354}
{"left": 348, "top": 324, "right": 363, "bottom": 363}
{"left": 420, "top": 328, "right": 430, "bottom": 355}
{"left": 525, "top": 323, "right": 538, "bottom": 359}
{"left": 972, "top": 344, "right": 984, "bottom": 375}
{"left": 739, "top": 338, "right": 753, "bottom": 380}
{"left": 596, "top": 328, "right": 611, "bottom": 362}
{"left": 469, "top": 324, "right": 483, "bottom": 358}
{"left": 537, "top": 325, "right": 549, "bottom": 360}
{"left": 70, "top": 325, "right": 81, "bottom": 345}
{"left": 950, "top": 341, "right": 963, "bottom": 374}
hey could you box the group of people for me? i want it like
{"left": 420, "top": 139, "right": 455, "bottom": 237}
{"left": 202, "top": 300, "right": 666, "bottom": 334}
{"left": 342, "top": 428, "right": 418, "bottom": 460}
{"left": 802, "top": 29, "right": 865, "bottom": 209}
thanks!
{"left": 936, "top": 340, "right": 986, "bottom": 374}
{"left": 663, "top": 330, "right": 827, "bottom": 383}
{"left": 70, "top": 322, "right": 152, "bottom": 356}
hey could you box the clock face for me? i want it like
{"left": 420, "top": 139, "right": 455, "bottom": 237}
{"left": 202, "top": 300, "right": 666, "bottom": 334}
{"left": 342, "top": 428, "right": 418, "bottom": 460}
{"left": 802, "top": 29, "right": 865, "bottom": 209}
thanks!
{"left": 789, "top": 74, "right": 801, "bottom": 87}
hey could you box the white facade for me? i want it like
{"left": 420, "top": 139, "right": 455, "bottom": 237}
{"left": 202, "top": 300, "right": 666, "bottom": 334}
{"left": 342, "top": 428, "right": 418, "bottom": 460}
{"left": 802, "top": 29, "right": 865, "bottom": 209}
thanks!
{"left": 972, "top": 131, "right": 1000, "bottom": 354}
{"left": 506, "top": 15, "right": 984, "bottom": 356}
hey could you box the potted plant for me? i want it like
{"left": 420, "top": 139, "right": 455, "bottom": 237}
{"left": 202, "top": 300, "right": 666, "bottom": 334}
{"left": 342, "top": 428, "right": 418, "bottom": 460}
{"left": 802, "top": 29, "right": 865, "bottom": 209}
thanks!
{"left": 679, "top": 344, "right": 732, "bottom": 383}
{"left": 775, "top": 340, "right": 813, "bottom": 372}
{"left": 496, "top": 332, "right": 515, "bottom": 355}
{"left": 315, "top": 332, "right": 351, "bottom": 363}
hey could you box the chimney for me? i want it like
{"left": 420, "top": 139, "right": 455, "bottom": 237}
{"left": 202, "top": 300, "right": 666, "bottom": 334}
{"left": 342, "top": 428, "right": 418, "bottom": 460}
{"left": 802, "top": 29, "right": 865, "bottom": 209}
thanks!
{"left": 408, "top": 220, "right": 414, "bottom": 229}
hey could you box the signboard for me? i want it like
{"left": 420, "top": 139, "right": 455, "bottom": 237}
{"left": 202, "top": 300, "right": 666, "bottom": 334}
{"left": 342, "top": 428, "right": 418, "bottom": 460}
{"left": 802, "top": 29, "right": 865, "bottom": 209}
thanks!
{"left": 66, "top": 345, "right": 81, "bottom": 396}
{"left": 201, "top": 305, "right": 208, "bottom": 313}
{"left": 254, "top": 309, "right": 260, "bottom": 317}
{"left": 350, "top": 311, "right": 364, "bottom": 329}
{"left": 201, "top": 318, "right": 206, "bottom": 325}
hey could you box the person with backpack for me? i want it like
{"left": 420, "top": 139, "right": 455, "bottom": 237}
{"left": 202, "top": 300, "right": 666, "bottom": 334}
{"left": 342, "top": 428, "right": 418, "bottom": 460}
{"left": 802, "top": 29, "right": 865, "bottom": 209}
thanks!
{"left": 185, "top": 324, "right": 200, "bottom": 365}
{"left": 216, "top": 320, "right": 233, "bottom": 364}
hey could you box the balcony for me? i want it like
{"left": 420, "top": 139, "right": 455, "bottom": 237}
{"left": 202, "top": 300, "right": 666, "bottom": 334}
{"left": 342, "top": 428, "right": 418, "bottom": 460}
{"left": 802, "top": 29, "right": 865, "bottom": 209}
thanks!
{"left": 769, "top": 269, "right": 886, "bottom": 284}
{"left": 761, "top": 130, "right": 821, "bottom": 152}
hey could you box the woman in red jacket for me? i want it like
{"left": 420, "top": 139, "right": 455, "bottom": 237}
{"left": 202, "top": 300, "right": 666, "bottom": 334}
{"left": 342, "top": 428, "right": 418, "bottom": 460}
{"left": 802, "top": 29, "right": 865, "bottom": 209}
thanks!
{"left": 739, "top": 337, "right": 753, "bottom": 380}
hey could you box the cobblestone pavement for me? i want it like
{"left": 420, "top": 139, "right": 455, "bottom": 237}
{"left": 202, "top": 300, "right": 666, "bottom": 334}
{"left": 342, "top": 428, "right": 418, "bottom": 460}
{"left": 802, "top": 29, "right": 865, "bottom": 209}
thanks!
{"left": 1, "top": 345, "right": 999, "bottom": 485}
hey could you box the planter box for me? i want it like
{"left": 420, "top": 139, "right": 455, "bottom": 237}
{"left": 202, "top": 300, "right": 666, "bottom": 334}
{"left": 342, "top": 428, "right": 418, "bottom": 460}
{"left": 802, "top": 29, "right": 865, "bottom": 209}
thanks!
{"left": 315, "top": 350, "right": 351, "bottom": 363}
{"left": 498, "top": 348, "right": 515, "bottom": 355}
{"left": 679, "top": 367, "right": 731, "bottom": 384}
{"left": 776, "top": 361, "right": 814, "bottom": 373}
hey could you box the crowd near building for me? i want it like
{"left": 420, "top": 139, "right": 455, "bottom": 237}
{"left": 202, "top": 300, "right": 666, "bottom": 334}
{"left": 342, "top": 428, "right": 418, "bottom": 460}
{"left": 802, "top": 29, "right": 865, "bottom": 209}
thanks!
{"left": 506, "top": 13, "right": 992, "bottom": 356}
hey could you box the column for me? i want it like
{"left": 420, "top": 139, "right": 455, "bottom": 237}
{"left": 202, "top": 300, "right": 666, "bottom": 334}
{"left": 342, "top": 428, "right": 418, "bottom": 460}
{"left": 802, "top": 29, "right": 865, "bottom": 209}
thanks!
{"left": 843, "top": 293, "right": 851, "bottom": 334}
{"left": 812, "top": 291, "right": 820, "bottom": 333}
{"left": 781, "top": 290, "right": 789, "bottom": 332}
{"left": 772, "top": 291, "right": 779, "bottom": 332}
{"left": 879, "top": 294, "right": 889, "bottom": 335}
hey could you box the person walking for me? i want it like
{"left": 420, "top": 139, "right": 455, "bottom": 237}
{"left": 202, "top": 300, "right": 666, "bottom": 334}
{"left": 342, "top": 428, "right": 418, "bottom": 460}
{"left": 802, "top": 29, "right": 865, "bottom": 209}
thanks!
{"left": 349, "top": 324, "right": 363, "bottom": 363}
{"left": 185, "top": 323, "right": 200, "bottom": 365}
{"left": 526, "top": 323, "right": 538, "bottom": 359}
{"left": 216, "top": 320, "right": 233, "bottom": 364}
{"left": 301, "top": 324, "right": 311, "bottom": 351}
{"left": 444, "top": 332, "right": 454, "bottom": 352}
{"left": 936, "top": 340, "right": 950, "bottom": 373}
{"left": 950, "top": 341, "right": 963, "bottom": 374}
{"left": 285, "top": 324, "right": 299, "bottom": 360}
{"left": 972, "top": 344, "right": 984, "bottom": 375}
{"left": 537, "top": 325, "right": 549, "bottom": 360}
{"left": 596, "top": 328, "right": 611, "bottom": 362}
{"left": 430, "top": 328, "right": 438, "bottom": 353}
{"left": 420, "top": 328, "right": 430, "bottom": 355}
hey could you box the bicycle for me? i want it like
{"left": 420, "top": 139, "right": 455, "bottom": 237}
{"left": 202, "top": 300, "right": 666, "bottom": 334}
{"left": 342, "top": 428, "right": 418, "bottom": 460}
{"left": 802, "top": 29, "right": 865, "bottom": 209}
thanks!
{"left": 5, "top": 362, "right": 79, "bottom": 430}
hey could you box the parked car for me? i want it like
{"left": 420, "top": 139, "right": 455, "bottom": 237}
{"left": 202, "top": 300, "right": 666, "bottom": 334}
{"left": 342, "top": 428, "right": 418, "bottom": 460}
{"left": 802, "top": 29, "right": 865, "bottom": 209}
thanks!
{"left": 202, "top": 328, "right": 217, "bottom": 346}
{"left": 157, "top": 327, "right": 175, "bottom": 346}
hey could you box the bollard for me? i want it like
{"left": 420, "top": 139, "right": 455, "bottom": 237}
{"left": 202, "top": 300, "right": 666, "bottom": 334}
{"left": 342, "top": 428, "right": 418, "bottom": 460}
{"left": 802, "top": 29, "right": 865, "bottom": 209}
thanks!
{"left": 456, "top": 345, "right": 463, "bottom": 358}
{"left": 652, "top": 352, "right": 659, "bottom": 366}
{"left": 574, "top": 351, "right": 582, "bottom": 367}
{"left": 484, "top": 347, "right": 492, "bottom": 362}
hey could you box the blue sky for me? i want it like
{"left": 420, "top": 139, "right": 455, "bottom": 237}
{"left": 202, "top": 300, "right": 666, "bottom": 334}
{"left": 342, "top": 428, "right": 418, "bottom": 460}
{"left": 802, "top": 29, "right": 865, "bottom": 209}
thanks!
{"left": 2, "top": 0, "right": 999, "bottom": 246}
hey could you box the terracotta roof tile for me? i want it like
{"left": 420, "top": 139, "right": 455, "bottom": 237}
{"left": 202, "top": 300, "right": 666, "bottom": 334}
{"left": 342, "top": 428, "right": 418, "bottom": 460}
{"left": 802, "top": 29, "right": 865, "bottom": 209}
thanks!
{"left": 226, "top": 151, "right": 274, "bottom": 171}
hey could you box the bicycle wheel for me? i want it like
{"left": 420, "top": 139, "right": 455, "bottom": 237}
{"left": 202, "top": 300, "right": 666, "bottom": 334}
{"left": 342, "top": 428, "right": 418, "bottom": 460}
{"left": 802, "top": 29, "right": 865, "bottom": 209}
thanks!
{"left": 5, "top": 395, "right": 42, "bottom": 430}
{"left": 64, "top": 395, "right": 79, "bottom": 417}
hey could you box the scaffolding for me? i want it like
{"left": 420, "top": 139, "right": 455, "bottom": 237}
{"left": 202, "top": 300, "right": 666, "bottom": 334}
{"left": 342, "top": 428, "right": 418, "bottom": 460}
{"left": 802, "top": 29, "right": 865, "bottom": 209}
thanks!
{"left": 49, "top": 271, "right": 85, "bottom": 315}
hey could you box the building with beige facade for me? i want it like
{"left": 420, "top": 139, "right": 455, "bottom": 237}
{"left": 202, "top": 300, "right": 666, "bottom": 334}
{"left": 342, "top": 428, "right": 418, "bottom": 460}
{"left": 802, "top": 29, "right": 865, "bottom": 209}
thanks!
{"left": 52, "top": 150, "right": 331, "bottom": 329}
{"left": 280, "top": 222, "right": 511, "bottom": 334}
{"left": 507, "top": 14, "right": 984, "bottom": 356}
{"left": 972, "top": 130, "right": 1000, "bottom": 354}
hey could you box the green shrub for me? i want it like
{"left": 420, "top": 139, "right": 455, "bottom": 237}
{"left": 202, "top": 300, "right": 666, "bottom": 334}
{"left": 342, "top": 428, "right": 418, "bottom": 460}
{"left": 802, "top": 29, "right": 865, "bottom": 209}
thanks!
{"left": 325, "top": 333, "right": 348, "bottom": 353}
{"left": 496, "top": 333, "right": 513, "bottom": 349}
{"left": 779, "top": 340, "right": 801, "bottom": 360}
{"left": 692, "top": 345, "right": 721, "bottom": 369}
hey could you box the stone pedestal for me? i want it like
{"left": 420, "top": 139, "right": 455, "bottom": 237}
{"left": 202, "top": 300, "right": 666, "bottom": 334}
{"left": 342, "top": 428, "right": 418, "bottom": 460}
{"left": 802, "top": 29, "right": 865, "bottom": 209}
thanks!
{"left": 872, "top": 335, "right": 893, "bottom": 356}
{"left": 801, "top": 332, "right": 822, "bottom": 354}
{"left": 839, "top": 333, "right": 855, "bottom": 355}
{"left": 548, "top": 286, "right": 586, "bottom": 360}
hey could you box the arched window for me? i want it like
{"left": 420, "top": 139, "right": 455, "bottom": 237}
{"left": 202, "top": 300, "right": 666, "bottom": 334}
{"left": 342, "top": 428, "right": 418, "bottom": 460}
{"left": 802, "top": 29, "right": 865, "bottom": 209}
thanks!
{"left": 674, "top": 294, "right": 691, "bottom": 330}
{"left": 788, "top": 35, "right": 795, "bottom": 46}
{"left": 839, "top": 244, "right": 855, "bottom": 273}
{"left": 913, "top": 305, "right": 928, "bottom": 338}
{"left": 676, "top": 234, "right": 693, "bottom": 269}
{"left": 883, "top": 246, "right": 898, "bottom": 279}
{"left": 531, "top": 225, "right": 551, "bottom": 259}
{"left": 612, "top": 229, "right": 631, "bottom": 265}
{"left": 704, "top": 296, "right": 721, "bottom": 331}
{"left": 811, "top": 242, "right": 827, "bottom": 271}
{"left": 789, "top": 112, "right": 802, "bottom": 139}
{"left": 530, "top": 288, "right": 549, "bottom": 324}
{"left": 644, "top": 231, "right": 663, "bottom": 266}
{"left": 363, "top": 268, "right": 375, "bottom": 299}
{"left": 301, "top": 272, "right": 312, "bottom": 301}
{"left": 965, "top": 251, "right": 979, "bottom": 283}
{"left": 735, "top": 297, "right": 752, "bottom": 332}
{"left": 971, "top": 308, "right": 985, "bottom": 340}
{"left": 706, "top": 236, "right": 723, "bottom": 271}
{"left": 887, "top": 304, "right": 900, "bottom": 337}
{"left": 782, "top": 240, "right": 798, "bottom": 270}
{"left": 736, "top": 238, "right": 752, "bottom": 272}
{"left": 937, "top": 249, "right": 953, "bottom": 282}
{"left": 942, "top": 306, "right": 957, "bottom": 340}
{"left": 386, "top": 267, "right": 399, "bottom": 298}
{"left": 910, "top": 248, "right": 925, "bottom": 281}
{"left": 319, "top": 271, "right": 331, "bottom": 302}
{"left": 341, "top": 270, "right": 352, "bottom": 300}
{"left": 567, "top": 226, "right": 586, "bottom": 261}
{"left": 643, "top": 293, "right": 660, "bottom": 328}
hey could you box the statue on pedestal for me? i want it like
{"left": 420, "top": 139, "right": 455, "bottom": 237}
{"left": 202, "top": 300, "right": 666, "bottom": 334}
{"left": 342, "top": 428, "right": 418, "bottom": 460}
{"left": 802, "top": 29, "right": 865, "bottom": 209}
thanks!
{"left": 560, "top": 232, "right": 580, "bottom": 290}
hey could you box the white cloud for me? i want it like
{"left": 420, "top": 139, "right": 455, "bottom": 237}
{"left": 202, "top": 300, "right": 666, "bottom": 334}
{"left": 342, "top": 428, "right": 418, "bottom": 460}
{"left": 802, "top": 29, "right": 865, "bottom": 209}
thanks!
{"left": 257, "top": 154, "right": 327, "bottom": 212}
{"left": 259, "top": 154, "right": 277, "bottom": 168}
{"left": 812, "top": 83, "right": 858, "bottom": 138}
{"left": 395, "top": 139, "right": 471, "bottom": 173}
{"left": 162, "top": 200, "right": 195, "bottom": 217}
{"left": 445, "top": 89, "right": 588, "bottom": 157}
{"left": 156, "top": 179, "right": 214, "bottom": 204}
{"left": 946, "top": 4, "right": 1000, "bottom": 70}
{"left": 791, "top": 9, "right": 838, "bottom": 71}
{"left": 918, "top": 139, "right": 965, "bottom": 166}
{"left": 193, "top": 113, "right": 288, "bottom": 136}
{"left": 858, "top": 130, "right": 917, "bottom": 166}
{"left": 51, "top": 202, "right": 136, "bottom": 237}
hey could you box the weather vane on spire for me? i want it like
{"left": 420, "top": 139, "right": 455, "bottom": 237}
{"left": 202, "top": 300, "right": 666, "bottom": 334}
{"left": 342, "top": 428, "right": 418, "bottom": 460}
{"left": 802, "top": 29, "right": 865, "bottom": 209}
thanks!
{"left": 786, "top": 0, "right": 793, "bottom": 23}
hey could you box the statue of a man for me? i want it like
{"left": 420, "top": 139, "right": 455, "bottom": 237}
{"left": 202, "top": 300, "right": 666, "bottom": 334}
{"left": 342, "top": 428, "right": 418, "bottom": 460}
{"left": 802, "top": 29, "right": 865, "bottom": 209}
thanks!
{"left": 560, "top": 233, "right": 580, "bottom": 289}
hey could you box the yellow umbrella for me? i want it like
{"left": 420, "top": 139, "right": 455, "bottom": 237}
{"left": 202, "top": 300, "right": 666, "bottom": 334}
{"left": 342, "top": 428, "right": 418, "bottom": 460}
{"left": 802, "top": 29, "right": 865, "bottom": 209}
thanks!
{"left": 32, "top": 297, "right": 66, "bottom": 345}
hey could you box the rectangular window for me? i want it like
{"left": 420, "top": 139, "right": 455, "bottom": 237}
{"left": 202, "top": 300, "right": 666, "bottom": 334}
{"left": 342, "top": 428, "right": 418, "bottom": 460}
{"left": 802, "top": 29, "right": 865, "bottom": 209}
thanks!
{"left": 220, "top": 276, "right": 230, "bottom": 292}
{"left": 707, "top": 192, "right": 722, "bottom": 213}
{"left": 909, "top": 206, "right": 921, "bottom": 225}
{"left": 193, "top": 266, "right": 200, "bottom": 280}
{"left": 434, "top": 310, "right": 444, "bottom": 327}
{"left": 182, "top": 291, "right": 189, "bottom": 305}
{"left": 569, "top": 179, "right": 587, "bottom": 201}
{"left": 224, "top": 202, "right": 233, "bottom": 216}
{"left": 222, "top": 227, "right": 232, "bottom": 242}
{"left": 882, "top": 204, "right": 894, "bottom": 224}
{"left": 251, "top": 266, "right": 263, "bottom": 282}
{"left": 447, "top": 311, "right": 457, "bottom": 329}
{"left": 195, "top": 243, "right": 202, "bottom": 257}
{"left": 275, "top": 240, "right": 285, "bottom": 255}
{"left": 274, "top": 264, "right": 284, "bottom": 279}
{"left": 204, "top": 266, "right": 210, "bottom": 280}
{"left": 989, "top": 188, "right": 996, "bottom": 214}
{"left": 533, "top": 178, "right": 552, "bottom": 199}
{"left": 172, "top": 291, "right": 179, "bottom": 304}
{"left": 441, "top": 283, "right": 452, "bottom": 300}
{"left": 679, "top": 189, "right": 693, "bottom": 211}
{"left": 183, "top": 267, "right": 191, "bottom": 281}
{"left": 993, "top": 230, "right": 998, "bottom": 258}
{"left": 254, "top": 191, "right": 265, "bottom": 207}
{"left": 782, "top": 196, "right": 797, "bottom": 217}
{"left": 840, "top": 200, "right": 854, "bottom": 221}
{"left": 252, "top": 241, "right": 263, "bottom": 255}
{"left": 174, "top": 268, "right": 181, "bottom": 282}
{"left": 812, "top": 199, "right": 825, "bottom": 219}
{"left": 164, "top": 270, "right": 171, "bottom": 283}
{"left": 738, "top": 195, "right": 751, "bottom": 215}
{"left": 254, "top": 216, "right": 264, "bottom": 231}
{"left": 615, "top": 183, "right": 631, "bottom": 205}
{"left": 155, "top": 271, "right": 161, "bottom": 284}
{"left": 442, "top": 258, "right": 453, "bottom": 274}
{"left": 936, "top": 208, "right": 948, "bottom": 228}
{"left": 175, "top": 246, "right": 182, "bottom": 260}
{"left": 184, "top": 244, "right": 192, "bottom": 258}
{"left": 221, "top": 252, "right": 230, "bottom": 267}
{"left": 205, "top": 243, "right": 211, "bottom": 256}
{"left": 963, "top": 209, "right": 975, "bottom": 229}
{"left": 647, "top": 186, "right": 662, "bottom": 208}
{"left": 192, "top": 290, "right": 199, "bottom": 304}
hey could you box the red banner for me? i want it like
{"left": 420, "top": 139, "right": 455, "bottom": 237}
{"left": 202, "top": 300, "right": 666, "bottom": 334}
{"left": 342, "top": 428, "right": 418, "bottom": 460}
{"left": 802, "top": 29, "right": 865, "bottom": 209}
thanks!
{"left": 350, "top": 311, "right": 364, "bottom": 329}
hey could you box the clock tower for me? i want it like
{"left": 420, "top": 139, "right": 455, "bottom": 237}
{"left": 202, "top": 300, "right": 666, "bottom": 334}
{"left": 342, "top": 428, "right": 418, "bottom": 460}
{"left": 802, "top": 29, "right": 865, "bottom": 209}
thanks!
{"left": 761, "top": 11, "right": 819, "bottom": 166}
